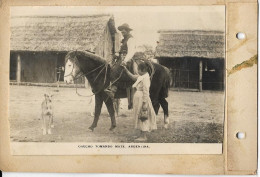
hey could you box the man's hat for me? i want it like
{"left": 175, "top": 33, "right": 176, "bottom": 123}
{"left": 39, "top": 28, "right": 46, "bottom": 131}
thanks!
{"left": 118, "top": 23, "right": 133, "bottom": 31}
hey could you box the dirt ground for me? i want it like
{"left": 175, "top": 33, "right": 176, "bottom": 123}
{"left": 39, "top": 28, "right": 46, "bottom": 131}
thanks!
{"left": 9, "top": 85, "right": 224, "bottom": 143}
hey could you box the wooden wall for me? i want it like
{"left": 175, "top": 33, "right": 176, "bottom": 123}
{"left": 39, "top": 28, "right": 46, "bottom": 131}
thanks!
{"left": 202, "top": 59, "right": 224, "bottom": 91}
{"left": 20, "top": 52, "right": 57, "bottom": 83}
{"left": 10, "top": 52, "right": 86, "bottom": 84}
{"left": 159, "top": 57, "right": 200, "bottom": 90}
{"left": 9, "top": 53, "right": 17, "bottom": 81}
{"left": 10, "top": 24, "right": 116, "bottom": 84}
{"left": 158, "top": 57, "right": 224, "bottom": 91}
{"left": 95, "top": 25, "right": 114, "bottom": 61}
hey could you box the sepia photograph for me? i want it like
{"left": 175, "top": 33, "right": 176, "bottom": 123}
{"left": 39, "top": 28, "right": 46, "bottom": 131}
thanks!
{"left": 9, "top": 6, "right": 225, "bottom": 154}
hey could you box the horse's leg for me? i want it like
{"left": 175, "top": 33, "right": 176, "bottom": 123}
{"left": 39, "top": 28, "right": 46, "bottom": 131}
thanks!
{"left": 152, "top": 99, "right": 160, "bottom": 115}
{"left": 159, "top": 97, "right": 169, "bottom": 129}
{"left": 150, "top": 86, "right": 161, "bottom": 115}
{"left": 89, "top": 93, "right": 103, "bottom": 131}
{"left": 104, "top": 96, "right": 116, "bottom": 131}
{"left": 150, "top": 72, "right": 162, "bottom": 115}
{"left": 159, "top": 96, "right": 169, "bottom": 117}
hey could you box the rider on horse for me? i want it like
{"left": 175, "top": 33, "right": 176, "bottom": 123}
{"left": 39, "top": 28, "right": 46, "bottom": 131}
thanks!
{"left": 105, "top": 23, "right": 136, "bottom": 109}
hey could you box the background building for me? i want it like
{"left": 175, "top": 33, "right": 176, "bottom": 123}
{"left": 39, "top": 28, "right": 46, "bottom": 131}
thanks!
{"left": 155, "top": 30, "right": 225, "bottom": 91}
{"left": 10, "top": 14, "right": 118, "bottom": 84}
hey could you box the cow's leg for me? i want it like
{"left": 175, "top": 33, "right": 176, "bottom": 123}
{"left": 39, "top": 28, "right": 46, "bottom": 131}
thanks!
{"left": 89, "top": 93, "right": 103, "bottom": 131}
{"left": 159, "top": 97, "right": 169, "bottom": 129}
{"left": 104, "top": 97, "right": 116, "bottom": 131}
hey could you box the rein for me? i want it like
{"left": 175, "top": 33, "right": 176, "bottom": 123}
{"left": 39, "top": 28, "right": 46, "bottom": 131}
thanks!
{"left": 75, "top": 67, "right": 124, "bottom": 98}
{"left": 64, "top": 55, "right": 132, "bottom": 100}
{"left": 74, "top": 64, "right": 108, "bottom": 98}
{"left": 65, "top": 56, "right": 124, "bottom": 99}
{"left": 64, "top": 58, "right": 105, "bottom": 80}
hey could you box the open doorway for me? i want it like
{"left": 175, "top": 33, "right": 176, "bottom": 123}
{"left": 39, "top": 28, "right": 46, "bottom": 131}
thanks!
{"left": 10, "top": 53, "right": 17, "bottom": 81}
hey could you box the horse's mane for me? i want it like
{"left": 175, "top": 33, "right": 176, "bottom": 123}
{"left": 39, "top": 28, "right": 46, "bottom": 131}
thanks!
{"left": 65, "top": 50, "right": 108, "bottom": 66}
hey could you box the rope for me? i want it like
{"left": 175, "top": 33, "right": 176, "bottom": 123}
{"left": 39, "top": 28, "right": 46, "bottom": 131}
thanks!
{"left": 74, "top": 68, "right": 124, "bottom": 98}
{"left": 85, "top": 64, "right": 106, "bottom": 76}
{"left": 64, "top": 58, "right": 105, "bottom": 78}
{"left": 63, "top": 55, "right": 107, "bottom": 97}
{"left": 66, "top": 54, "right": 124, "bottom": 98}
{"left": 75, "top": 65, "right": 108, "bottom": 97}
{"left": 74, "top": 59, "right": 155, "bottom": 98}
{"left": 109, "top": 69, "right": 124, "bottom": 86}
{"left": 94, "top": 64, "right": 106, "bottom": 82}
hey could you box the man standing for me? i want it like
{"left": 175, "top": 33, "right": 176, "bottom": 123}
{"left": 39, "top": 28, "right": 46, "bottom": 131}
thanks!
{"left": 105, "top": 23, "right": 136, "bottom": 109}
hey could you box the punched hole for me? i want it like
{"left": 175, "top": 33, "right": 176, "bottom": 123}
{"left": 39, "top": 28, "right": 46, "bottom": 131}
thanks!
{"left": 236, "top": 132, "right": 246, "bottom": 139}
{"left": 236, "top": 32, "right": 246, "bottom": 40}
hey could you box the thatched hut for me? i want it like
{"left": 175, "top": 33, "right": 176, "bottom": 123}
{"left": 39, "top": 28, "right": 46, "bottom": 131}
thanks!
{"left": 10, "top": 14, "right": 118, "bottom": 84}
{"left": 155, "top": 30, "right": 225, "bottom": 91}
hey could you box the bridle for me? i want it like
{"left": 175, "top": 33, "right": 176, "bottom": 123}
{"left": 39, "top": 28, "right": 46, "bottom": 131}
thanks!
{"left": 64, "top": 55, "right": 126, "bottom": 101}
{"left": 64, "top": 56, "right": 106, "bottom": 81}
{"left": 64, "top": 56, "right": 82, "bottom": 79}
{"left": 64, "top": 61, "right": 83, "bottom": 81}
{"left": 64, "top": 56, "right": 111, "bottom": 98}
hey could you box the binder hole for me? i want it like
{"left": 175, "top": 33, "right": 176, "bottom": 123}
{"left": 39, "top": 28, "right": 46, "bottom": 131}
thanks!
{"left": 236, "top": 32, "right": 246, "bottom": 40}
{"left": 236, "top": 132, "right": 245, "bottom": 139}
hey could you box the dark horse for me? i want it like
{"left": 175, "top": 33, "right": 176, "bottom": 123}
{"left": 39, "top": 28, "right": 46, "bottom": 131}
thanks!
{"left": 64, "top": 51, "right": 170, "bottom": 131}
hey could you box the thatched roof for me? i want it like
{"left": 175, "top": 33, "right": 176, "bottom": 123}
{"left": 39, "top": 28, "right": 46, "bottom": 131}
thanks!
{"left": 11, "top": 14, "right": 117, "bottom": 52}
{"left": 155, "top": 30, "right": 225, "bottom": 59}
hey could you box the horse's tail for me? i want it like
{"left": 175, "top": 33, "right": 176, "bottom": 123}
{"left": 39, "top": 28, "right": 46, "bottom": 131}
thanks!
{"left": 162, "top": 67, "right": 171, "bottom": 98}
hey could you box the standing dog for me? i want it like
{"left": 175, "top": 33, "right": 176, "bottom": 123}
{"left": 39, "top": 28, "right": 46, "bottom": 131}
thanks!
{"left": 41, "top": 94, "right": 54, "bottom": 135}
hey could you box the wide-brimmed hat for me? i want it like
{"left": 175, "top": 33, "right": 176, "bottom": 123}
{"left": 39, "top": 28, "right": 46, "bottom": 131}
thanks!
{"left": 118, "top": 23, "right": 133, "bottom": 31}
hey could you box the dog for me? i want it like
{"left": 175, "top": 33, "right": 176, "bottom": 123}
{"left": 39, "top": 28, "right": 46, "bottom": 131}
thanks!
{"left": 41, "top": 94, "right": 54, "bottom": 135}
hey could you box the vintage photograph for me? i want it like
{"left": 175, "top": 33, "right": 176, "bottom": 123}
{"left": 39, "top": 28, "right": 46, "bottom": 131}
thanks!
{"left": 9, "top": 6, "right": 225, "bottom": 154}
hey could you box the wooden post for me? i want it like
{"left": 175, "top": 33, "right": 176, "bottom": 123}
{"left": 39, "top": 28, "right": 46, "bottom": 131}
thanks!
{"left": 179, "top": 69, "right": 181, "bottom": 90}
{"left": 187, "top": 70, "right": 190, "bottom": 89}
{"left": 16, "top": 54, "right": 21, "bottom": 83}
{"left": 199, "top": 60, "right": 203, "bottom": 92}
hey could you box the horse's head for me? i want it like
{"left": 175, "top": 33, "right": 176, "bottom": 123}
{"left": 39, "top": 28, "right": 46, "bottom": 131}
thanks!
{"left": 64, "top": 52, "right": 82, "bottom": 84}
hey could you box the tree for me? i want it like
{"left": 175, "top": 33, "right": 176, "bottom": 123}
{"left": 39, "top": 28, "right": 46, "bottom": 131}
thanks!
{"left": 133, "top": 44, "right": 157, "bottom": 62}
